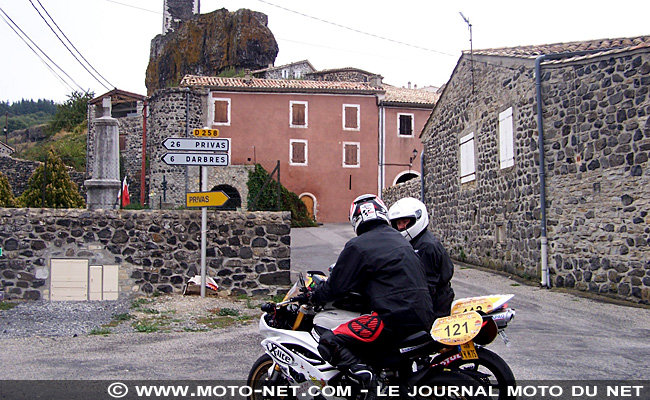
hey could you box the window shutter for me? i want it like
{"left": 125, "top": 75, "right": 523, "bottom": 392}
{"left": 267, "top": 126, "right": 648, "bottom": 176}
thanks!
{"left": 460, "top": 132, "right": 476, "bottom": 183}
{"left": 399, "top": 115, "right": 413, "bottom": 135}
{"left": 499, "top": 107, "right": 514, "bottom": 168}
{"left": 292, "top": 103, "right": 305, "bottom": 126}
{"left": 344, "top": 144, "right": 358, "bottom": 166}
{"left": 292, "top": 142, "right": 306, "bottom": 163}
{"left": 345, "top": 106, "right": 358, "bottom": 129}
{"left": 214, "top": 101, "right": 228, "bottom": 123}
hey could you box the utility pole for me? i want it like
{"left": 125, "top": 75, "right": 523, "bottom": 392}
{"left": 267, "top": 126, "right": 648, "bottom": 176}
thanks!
{"left": 4, "top": 112, "right": 7, "bottom": 144}
{"left": 459, "top": 12, "right": 474, "bottom": 94}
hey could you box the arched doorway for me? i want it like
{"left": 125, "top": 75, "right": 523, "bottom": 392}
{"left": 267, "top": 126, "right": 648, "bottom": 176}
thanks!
{"left": 394, "top": 171, "right": 420, "bottom": 185}
{"left": 299, "top": 193, "right": 316, "bottom": 220}
{"left": 210, "top": 184, "right": 241, "bottom": 210}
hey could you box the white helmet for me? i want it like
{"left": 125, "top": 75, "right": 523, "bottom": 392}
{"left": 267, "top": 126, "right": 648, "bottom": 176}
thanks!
{"left": 387, "top": 197, "right": 429, "bottom": 241}
{"left": 349, "top": 194, "right": 389, "bottom": 235}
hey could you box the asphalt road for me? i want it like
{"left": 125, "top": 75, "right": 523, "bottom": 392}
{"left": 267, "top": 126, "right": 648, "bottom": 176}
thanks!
{"left": 1, "top": 223, "right": 649, "bottom": 384}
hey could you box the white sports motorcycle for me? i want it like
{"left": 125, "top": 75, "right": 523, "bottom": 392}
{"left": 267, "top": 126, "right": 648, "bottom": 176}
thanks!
{"left": 247, "top": 272, "right": 494, "bottom": 400}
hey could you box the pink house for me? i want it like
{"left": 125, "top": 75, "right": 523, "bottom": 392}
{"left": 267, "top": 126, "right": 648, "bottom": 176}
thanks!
{"left": 179, "top": 75, "right": 436, "bottom": 222}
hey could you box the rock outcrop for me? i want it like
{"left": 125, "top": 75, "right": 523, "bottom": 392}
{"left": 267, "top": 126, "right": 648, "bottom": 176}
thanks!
{"left": 146, "top": 8, "right": 279, "bottom": 95}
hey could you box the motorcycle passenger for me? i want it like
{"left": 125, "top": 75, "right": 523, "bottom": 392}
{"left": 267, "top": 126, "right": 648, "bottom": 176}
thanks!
{"left": 301, "top": 194, "right": 434, "bottom": 399}
{"left": 388, "top": 197, "right": 455, "bottom": 319}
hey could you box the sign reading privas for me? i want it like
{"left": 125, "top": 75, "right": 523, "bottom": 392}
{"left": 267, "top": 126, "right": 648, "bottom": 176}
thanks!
{"left": 161, "top": 152, "right": 229, "bottom": 166}
{"left": 162, "top": 137, "right": 230, "bottom": 152}
{"left": 186, "top": 191, "right": 230, "bottom": 207}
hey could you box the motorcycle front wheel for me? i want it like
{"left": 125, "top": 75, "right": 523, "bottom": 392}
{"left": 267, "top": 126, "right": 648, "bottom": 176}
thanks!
{"left": 447, "top": 347, "right": 516, "bottom": 400}
{"left": 247, "top": 354, "right": 296, "bottom": 400}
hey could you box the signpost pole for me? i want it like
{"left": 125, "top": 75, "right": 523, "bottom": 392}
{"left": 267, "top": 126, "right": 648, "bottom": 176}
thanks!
{"left": 200, "top": 165, "right": 208, "bottom": 298}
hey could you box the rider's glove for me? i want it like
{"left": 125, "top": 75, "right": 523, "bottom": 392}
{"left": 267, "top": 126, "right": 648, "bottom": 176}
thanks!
{"left": 292, "top": 287, "right": 313, "bottom": 304}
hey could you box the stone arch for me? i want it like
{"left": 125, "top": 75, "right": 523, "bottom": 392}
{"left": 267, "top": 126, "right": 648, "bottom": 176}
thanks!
{"left": 210, "top": 184, "right": 241, "bottom": 210}
{"left": 393, "top": 171, "right": 420, "bottom": 186}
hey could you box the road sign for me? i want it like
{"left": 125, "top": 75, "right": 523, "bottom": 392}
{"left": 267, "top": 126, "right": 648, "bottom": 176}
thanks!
{"left": 161, "top": 152, "right": 229, "bottom": 166}
{"left": 193, "top": 128, "right": 220, "bottom": 137}
{"left": 186, "top": 191, "right": 230, "bottom": 207}
{"left": 162, "top": 137, "right": 229, "bottom": 152}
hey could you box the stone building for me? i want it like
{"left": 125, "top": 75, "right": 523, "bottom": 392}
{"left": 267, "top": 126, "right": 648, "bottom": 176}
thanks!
{"left": 252, "top": 60, "right": 316, "bottom": 80}
{"left": 420, "top": 36, "right": 650, "bottom": 303}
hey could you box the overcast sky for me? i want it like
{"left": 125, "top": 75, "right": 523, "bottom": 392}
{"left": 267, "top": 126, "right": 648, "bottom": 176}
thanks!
{"left": 1, "top": 0, "right": 648, "bottom": 104}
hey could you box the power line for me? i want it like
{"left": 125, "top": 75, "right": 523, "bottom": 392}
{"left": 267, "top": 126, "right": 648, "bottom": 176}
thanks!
{"left": 30, "top": 0, "right": 114, "bottom": 90}
{"left": 256, "top": 0, "right": 458, "bottom": 58}
{"left": 104, "top": 0, "right": 160, "bottom": 15}
{"left": 0, "top": 8, "right": 77, "bottom": 93}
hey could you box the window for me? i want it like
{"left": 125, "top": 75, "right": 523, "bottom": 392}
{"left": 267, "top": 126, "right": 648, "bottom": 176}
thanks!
{"left": 290, "top": 140, "right": 308, "bottom": 166}
{"left": 343, "top": 104, "right": 360, "bottom": 131}
{"left": 459, "top": 132, "right": 476, "bottom": 183}
{"left": 210, "top": 97, "right": 231, "bottom": 126}
{"left": 290, "top": 101, "right": 308, "bottom": 128}
{"left": 398, "top": 113, "right": 414, "bottom": 136}
{"left": 343, "top": 142, "right": 360, "bottom": 168}
{"left": 499, "top": 107, "right": 514, "bottom": 169}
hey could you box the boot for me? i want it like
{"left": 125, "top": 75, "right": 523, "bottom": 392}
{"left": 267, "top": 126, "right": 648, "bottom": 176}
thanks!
{"left": 348, "top": 364, "right": 377, "bottom": 400}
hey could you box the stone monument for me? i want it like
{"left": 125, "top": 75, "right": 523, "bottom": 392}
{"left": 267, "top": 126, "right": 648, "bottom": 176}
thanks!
{"left": 84, "top": 97, "right": 121, "bottom": 210}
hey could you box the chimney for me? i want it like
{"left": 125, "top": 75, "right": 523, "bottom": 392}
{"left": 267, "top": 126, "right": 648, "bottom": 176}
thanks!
{"left": 243, "top": 69, "right": 252, "bottom": 83}
{"left": 370, "top": 75, "right": 383, "bottom": 88}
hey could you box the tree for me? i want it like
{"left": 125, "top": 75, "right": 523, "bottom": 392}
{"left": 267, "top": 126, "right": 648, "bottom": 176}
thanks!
{"left": 18, "top": 149, "right": 85, "bottom": 208}
{"left": 0, "top": 172, "right": 16, "bottom": 207}
{"left": 247, "top": 163, "right": 316, "bottom": 227}
{"left": 47, "top": 91, "right": 94, "bottom": 134}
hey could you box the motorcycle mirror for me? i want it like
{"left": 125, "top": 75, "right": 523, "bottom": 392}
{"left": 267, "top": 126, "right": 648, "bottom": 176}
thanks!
{"left": 298, "top": 273, "right": 306, "bottom": 288}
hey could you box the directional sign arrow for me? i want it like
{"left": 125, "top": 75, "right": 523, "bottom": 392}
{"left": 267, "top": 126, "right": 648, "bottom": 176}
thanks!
{"left": 162, "top": 137, "right": 230, "bottom": 152}
{"left": 186, "top": 191, "right": 230, "bottom": 207}
{"left": 161, "top": 152, "right": 229, "bottom": 166}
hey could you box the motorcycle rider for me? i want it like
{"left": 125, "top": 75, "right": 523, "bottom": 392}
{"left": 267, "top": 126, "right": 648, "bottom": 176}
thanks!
{"left": 299, "top": 194, "right": 434, "bottom": 399}
{"left": 388, "top": 197, "right": 455, "bottom": 318}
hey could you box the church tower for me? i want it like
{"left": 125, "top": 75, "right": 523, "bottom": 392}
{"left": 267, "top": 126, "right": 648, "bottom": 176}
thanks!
{"left": 162, "top": 0, "right": 200, "bottom": 35}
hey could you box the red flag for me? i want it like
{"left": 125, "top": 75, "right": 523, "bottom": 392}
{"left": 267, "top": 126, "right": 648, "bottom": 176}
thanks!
{"left": 119, "top": 177, "right": 130, "bottom": 207}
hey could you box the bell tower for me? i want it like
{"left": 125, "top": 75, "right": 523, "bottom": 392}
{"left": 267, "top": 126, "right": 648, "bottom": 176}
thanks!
{"left": 162, "top": 0, "right": 200, "bottom": 35}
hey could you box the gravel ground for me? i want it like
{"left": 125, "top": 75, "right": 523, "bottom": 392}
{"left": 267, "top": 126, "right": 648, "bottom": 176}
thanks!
{"left": 0, "top": 294, "right": 264, "bottom": 338}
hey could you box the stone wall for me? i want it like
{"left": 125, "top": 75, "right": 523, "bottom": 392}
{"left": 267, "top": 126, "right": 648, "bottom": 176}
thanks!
{"left": 420, "top": 49, "right": 649, "bottom": 303}
{"left": 0, "top": 208, "right": 291, "bottom": 300}
{"left": 540, "top": 51, "right": 650, "bottom": 300}
{"left": 381, "top": 179, "right": 421, "bottom": 209}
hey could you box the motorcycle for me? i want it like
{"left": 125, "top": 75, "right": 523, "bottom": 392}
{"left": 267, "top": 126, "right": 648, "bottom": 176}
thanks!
{"left": 247, "top": 272, "right": 492, "bottom": 400}
{"left": 430, "top": 295, "right": 517, "bottom": 400}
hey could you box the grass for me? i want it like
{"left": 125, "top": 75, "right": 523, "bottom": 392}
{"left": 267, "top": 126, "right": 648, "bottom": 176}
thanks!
{"left": 89, "top": 327, "right": 112, "bottom": 336}
{"left": 0, "top": 302, "right": 18, "bottom": 311}
{"left": 196, "top": 315, "right": 237, "bottom": 329}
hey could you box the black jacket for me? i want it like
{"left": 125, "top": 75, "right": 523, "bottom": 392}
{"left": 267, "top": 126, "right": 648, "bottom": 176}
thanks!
{"left": 311, "top": 223, "right": 434, "bottom": 333}
{"left": 411, "top": 230, "right": 455, "bottom": 317}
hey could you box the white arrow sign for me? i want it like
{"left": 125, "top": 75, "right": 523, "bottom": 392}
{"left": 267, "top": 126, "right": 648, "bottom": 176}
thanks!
{"left": 161, "top": 153, "right": 229, "bottom": 166}
{"left": 162, "top": 137, "right": 230, "bottom": 152}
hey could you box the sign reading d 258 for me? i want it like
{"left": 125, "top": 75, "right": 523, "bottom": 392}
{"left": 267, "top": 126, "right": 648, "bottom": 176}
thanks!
{"left": 193, "top": 128, "right": 220, "bottom": 137}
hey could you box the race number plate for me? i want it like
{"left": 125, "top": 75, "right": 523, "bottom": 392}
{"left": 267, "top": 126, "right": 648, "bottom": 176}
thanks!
{"left": 451, "top": 297, "right": 495, "bottom": 315}
{"left": 430, "top": 311, "right": 483, "bottom": 345}
{"left": 460, "top": 342, "right": 478, "bottom": 360}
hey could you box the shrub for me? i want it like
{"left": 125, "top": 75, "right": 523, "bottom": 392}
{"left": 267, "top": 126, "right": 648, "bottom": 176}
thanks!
{"left": 0, "top": 172, "right": 16, "bottom": 207}
{"left": 247, "top": 164, "right": 317, "bottom": 227}
{"left": 17, "top": 149, "right": 85, "bottom": 208}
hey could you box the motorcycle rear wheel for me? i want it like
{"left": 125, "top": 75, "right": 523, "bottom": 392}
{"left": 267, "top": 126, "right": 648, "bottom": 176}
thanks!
{"left": 417, "top": 370, "right": 491, "bottom": 400}
{"left": 447, "top": 347, "right": 516, "bottom": 400}
{"left": 247, "top": 354, "right": 297, "bottom": 400}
